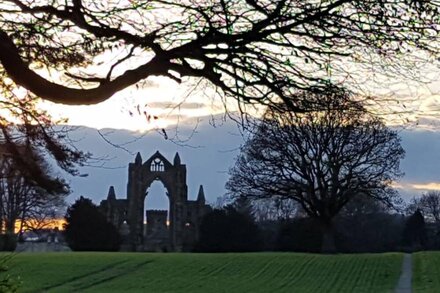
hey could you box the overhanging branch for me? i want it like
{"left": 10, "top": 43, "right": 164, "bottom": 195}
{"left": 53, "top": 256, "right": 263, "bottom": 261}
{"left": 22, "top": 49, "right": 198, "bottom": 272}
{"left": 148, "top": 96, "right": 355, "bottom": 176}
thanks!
{"left": 0, "top": 30, "right": 166, "bottom": 105}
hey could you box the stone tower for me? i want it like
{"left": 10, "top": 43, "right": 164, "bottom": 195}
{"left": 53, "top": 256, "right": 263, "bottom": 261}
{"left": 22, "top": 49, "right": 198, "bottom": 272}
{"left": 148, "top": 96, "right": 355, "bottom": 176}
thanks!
{"left": 100, "top": 151, "right": 211, "bottom": 251}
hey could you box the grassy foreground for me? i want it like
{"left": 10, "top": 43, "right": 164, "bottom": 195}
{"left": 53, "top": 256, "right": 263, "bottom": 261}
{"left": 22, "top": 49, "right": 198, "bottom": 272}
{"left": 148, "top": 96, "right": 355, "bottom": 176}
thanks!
{"left": 6, "top": 252, "right": 402, "bottom": 293}
{"left": 413, "top": 251, "right": 440, "bottom": 293}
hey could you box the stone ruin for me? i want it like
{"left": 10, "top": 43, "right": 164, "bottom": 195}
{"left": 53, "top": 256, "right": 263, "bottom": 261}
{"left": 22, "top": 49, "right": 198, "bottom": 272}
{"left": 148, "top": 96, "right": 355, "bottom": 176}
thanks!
{"left": 100, "top": 151, "right": 211, "bottom": 251}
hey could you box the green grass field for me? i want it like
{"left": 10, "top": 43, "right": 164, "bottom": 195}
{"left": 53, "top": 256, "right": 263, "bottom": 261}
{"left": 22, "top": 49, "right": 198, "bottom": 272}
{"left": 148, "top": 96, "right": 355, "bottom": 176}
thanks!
{"left": 4, "top": 252, "right": 402, "bottom": 293}
{"left": 413, "top": 251, "right": 440, "bottom": 293}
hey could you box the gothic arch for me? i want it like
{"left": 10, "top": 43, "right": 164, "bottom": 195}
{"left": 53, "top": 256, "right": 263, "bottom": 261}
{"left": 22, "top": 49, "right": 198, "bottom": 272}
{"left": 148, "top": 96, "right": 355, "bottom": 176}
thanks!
{"left": 126, "top": 151, "right": 188, "bottom": 251}
{"left": 100, "top": 150, "right": 210, "bottom": 252}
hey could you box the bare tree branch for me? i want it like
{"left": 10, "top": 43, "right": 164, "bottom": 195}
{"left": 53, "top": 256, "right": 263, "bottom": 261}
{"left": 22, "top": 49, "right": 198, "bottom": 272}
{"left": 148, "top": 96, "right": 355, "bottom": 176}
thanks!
{"left": 0, "top": 0, "right": 438, "bottom": 108}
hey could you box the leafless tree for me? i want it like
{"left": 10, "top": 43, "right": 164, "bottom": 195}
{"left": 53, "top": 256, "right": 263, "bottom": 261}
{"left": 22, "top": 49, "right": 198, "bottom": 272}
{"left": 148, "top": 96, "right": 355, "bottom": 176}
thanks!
{"left": 407, "top": 191, "right": 440, "bottom": 224}
{"left": 252, "top": 198, "right": 299, "bottom": 222}
{"left": 0, "top": 80, "right": 87, "bottom": 190}
{"left": 226, "top": 86, "right": 405, "bottom": 252}
{"left": 0, "top": 147, "right": 68, "bottom": 236}
{"left": 21, "top": 201, "right": 65, "bottom": 233}
{"left": 339, "top": 193, "right": 393, "bottom": 218}
{"left": 0, "top": 1, "right": 438, "bottom": 109}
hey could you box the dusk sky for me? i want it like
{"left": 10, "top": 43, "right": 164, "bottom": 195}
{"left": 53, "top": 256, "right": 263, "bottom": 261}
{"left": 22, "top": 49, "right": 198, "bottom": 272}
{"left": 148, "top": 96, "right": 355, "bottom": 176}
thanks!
{"left": 64, "top": 114, "right": 244, "bottom": 208}
{"left": 1, "top": 0, "right": 440, "bottom": 214}
{"left": 38, "top": 55, "right": 440, "bottom": 209}
{"left": 25, "top": 7, "right": 440, "bottom": 210}
{"left": 59, "top": 111, "right": 440, "bottom": 209}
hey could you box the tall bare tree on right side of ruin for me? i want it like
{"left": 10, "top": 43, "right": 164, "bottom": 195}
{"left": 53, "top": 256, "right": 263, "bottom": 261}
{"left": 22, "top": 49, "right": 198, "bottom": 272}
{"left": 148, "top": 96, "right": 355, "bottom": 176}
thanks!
{"left": 227, "top": 86, "right": 405, "bottom": 253}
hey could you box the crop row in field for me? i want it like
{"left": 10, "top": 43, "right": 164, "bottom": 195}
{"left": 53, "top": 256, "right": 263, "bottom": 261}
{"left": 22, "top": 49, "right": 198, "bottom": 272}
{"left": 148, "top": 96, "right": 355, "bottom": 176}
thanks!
{"left": 413, "top": 251, "right": 440, "bottom": 293}
{"left": 5, "top": 252, "right": 402, "bottom": 293}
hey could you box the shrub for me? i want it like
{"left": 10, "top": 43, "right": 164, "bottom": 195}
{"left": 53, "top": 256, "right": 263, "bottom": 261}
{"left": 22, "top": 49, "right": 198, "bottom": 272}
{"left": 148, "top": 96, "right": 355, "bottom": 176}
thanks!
{"left": 64, "top": 196, "right": 120, "bottom": 251}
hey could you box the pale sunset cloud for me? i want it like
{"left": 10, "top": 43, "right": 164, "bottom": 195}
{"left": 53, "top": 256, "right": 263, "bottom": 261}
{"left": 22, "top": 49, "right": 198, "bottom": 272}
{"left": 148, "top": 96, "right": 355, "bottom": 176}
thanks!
{"left": 411, "top": 182, "right": 440, "bottom": 191}
{"left": 36, "top": 52, "right": 440, "bottom": 133}
{"left": 27, "top": 24, "right": 440, "bottom": 133}
{"left": 39, "top": 75, "right": 236, "bottom": 132}
{"left": 393, "top": 181, "right": 440, "bottom": 199}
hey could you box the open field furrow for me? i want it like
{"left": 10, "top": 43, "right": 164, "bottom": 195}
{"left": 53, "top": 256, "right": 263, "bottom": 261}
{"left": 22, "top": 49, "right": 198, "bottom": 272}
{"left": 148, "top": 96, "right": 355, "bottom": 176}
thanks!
{"left": 202, "top": 256, "right": 233, "bottom": 277}
{"left": 299, "top": 255, "right": 334, "bottom": 292}
{"left": 359, "top": 255, "right": 401, "bottom": 292}
{"left": 321, "top": 257, "right": 349, "bottom": 293}
{"left": 314, "top": 256, "right": 341, "bottom": 292}
{"left": 347, "top": 257, "right": 365, "bottom": 289}
{"left": 245, "top": 256, "right": 294, "bottom": 292}
{"left": 247, "top": 255, "right": 281, "bottom": 280}
{"left": 275, "top": 256, "right": 320, "bottom": 292}
{"left": 145, "top": 255, "right": 240, "bottom": 292}
{"left": 4, "top": 252, "right": 406, "bottom": 292}
{"left": 353, "top": 257, "right": 374, "bottom": 292}
{"left": 270, "top": 258, "right": 308, "bottom": 291}
{"left": 40, "top": 259, "right": 130, "bottom": 293}
{"left": 413, "top": 251, "right": 440, "bottom": 293}
{"left": 351, "top": 257, "right": 375, "bottom": 292}
{"left": 346, "top": 257, "right": 366, "bottom": 292}
{"left": 273, "top": 259, "right": 307, "bottom": 292}
{"left": 74, "top": 260, "right": 153, "bottom": 292}
{"left": 197, "top": 255, "right": 299, "bottom": 292}
{"left": 177, "top": 256, "right": 244, "bottom": 291}
{"left": 334, "top": 255, "right": 364, "bottom": 292}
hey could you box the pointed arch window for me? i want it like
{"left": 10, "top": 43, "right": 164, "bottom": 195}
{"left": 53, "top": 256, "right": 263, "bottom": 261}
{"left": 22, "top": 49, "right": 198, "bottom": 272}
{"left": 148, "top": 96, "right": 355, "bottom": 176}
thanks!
{"left": 151, "top": 158, "right": 164, "bottom": 172}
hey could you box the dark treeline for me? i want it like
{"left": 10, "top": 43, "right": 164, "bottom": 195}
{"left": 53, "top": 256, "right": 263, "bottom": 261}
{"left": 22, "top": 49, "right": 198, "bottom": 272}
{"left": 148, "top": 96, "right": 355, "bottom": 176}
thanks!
{"left": 195, "top": 195, "right": 440, "bottom": 253}
{"left": 58, "top": 193, "right": 440, "bottom": 253}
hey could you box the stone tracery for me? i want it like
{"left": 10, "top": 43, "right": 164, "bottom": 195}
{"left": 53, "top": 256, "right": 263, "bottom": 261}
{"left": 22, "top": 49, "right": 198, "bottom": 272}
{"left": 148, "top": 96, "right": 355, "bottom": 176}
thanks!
{"left": 100, "top": 151, "right": 211, "bottom": 251}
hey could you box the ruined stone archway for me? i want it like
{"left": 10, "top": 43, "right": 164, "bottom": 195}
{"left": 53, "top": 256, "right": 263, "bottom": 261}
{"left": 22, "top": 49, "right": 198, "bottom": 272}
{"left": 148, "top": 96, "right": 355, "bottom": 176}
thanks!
{"left": 100, "top": 151, "right": 211, "bottom": 252}
{"left": 126, "top": 151, "right": 188, "bottom": 251}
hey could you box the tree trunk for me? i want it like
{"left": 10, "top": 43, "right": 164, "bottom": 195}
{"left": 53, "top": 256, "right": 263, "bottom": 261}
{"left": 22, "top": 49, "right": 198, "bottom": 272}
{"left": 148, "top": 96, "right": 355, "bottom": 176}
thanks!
{"left": 320, "top": 220, "right": 337, "bottom": 254}
{"left": 5, "top": 219, "right": 15, "bottom": 235}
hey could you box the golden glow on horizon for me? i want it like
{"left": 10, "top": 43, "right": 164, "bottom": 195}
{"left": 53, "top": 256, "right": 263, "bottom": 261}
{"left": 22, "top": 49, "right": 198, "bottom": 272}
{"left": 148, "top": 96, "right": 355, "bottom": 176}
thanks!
{"left": 13, "top": 218, "right": 66, "bottom": 233}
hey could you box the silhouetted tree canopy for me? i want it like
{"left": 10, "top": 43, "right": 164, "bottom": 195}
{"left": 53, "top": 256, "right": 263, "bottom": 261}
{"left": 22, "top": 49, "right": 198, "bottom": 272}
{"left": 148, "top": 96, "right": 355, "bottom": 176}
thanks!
{"left": 0, "top": 1, "right": 439, "bottom": 109}
{"left": 195, "top": 206, "right": 261, "bottom": 252}
{"left": 401, "top": 209, "right": 427, "bottom": 251}
{"left": 277, "top": 218, "right": 323, "bottom": 253}
{"left": 227, "top": 86, "right": 405, "bottom": 252}
{"left": 335, "top": 195, "right": 404, "bottom": 253}
{"left": 64, "top": 196, "right": 120, "bottom": 251}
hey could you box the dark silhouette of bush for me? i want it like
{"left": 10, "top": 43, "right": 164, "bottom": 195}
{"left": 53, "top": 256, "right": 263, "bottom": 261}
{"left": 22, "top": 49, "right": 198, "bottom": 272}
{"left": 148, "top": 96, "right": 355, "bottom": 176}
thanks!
{"left": 195, "top": 206, "right": 261, "bottom": 252}
{"left": 0, "top": 234, "right": 17, "bottom": 251}
{"left": 276, "top": 218, "right": 322, "bottom": 253}
{"left": 64, "top": 196, "right": 120, "bottom": 251}
{"left": 335, "top": 213, "right": 405, "bottom": 253}
{"left": 401, "top": 209, "right": 427, "bottom": 251}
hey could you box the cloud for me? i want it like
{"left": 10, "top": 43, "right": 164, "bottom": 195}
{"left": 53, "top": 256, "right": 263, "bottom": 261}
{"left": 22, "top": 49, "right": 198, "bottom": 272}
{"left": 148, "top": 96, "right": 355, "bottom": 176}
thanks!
{"left": 410, "top": 182, "right": 440, "bottom": 190}
{"left": 148, "top": 102, "right": 207, "bottom": 110}
{"left": 393, "top": 181, "right": 440, "bottom": 201}
{"left": 65, "top": 116, "right": 244, "bottom": 205}
{"left": 66, "top": 118, "right": 440, "bottom": 204}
